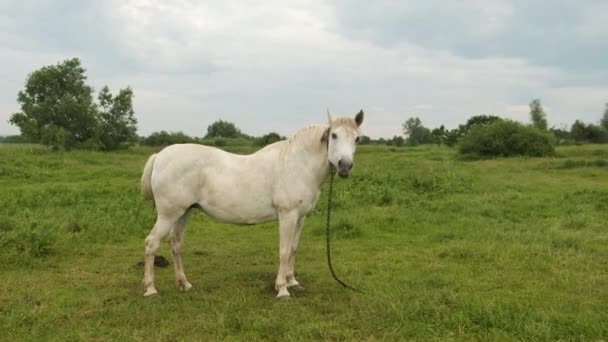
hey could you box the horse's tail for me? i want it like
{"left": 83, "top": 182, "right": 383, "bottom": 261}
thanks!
{"left": 141, "top": 153, "right": 157, "bottom": 201}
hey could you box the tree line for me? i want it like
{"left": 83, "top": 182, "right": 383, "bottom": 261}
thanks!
{"left": 4, "top": 58, "right": 608, "bottom": 155}
{"left": 397, "top": 99, "right": 608, "bottom": 147}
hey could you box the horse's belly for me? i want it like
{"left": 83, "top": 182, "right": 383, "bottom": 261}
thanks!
{"left": 200, "top": 202, "right": 277, "bottom": 225}
{"left": 197, "top": 185, "right": 277, "bottom": 224}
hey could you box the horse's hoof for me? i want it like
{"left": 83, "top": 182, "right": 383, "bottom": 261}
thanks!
{"left": 143, "top": 289, "right": 158, "bottom": 298}
{"left": 288, "top": 284, "right": 306, "bottom": 293}
{"left": 276, "top": 294, "right": 291, "bottom": 301}
{"left": 177, "top": 281, "right": 193, "bottom": 292}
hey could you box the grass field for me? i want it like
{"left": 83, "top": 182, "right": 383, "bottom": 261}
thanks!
{"left": 1, "top": 143, "right": 607, "bottom": 341}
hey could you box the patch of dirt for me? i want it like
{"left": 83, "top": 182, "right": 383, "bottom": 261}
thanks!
{"left": 135, "top": 255, "right": 170, "bottom": 268}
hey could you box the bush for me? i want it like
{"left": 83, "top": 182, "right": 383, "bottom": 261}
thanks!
{"left": 459, "top": 120, "right": 555, "bottom": 158}
{"left": 255, "top": 132, "right": 283, "bottom": 146}
{"left": 142, "top": 131, "right": 196, "bottom": 146}
{"left": 444, "top": 115, "right": 503, "bottom": 148}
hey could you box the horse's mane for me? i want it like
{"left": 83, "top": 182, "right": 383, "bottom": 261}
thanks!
{"left": 288, "top": 125, "right": 327, "bottom": 143}
{"left": 286, "top": 118, "right": 359, "bottom": 148}
{"left": 260, "top": 118, "right": 359, "bottom": 155}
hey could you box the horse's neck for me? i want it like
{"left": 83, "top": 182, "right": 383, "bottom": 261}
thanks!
{"left": 284, "top": 126, "right": 330, "bottom": 187}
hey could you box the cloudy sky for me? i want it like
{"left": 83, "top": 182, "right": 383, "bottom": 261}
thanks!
{"left": 1, "top": 1, "right": 607, "bottom": 138}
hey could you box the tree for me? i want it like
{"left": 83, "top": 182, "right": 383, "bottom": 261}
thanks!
{"left": 601, "top": 103, "right": 608, "bottom": 131}
{"left": 571, "top": 120, "right": 608, "bottom": 144}
{"left": 529, "top": 99, "right": 548, "bottom": 130}
{"left": 8, "top": 58, "right": 137, "bottom": 150}
{"left": 358, "top": 135, "right": 372, "bottom": 145}
{"left": 9, "top": 58, "right": 98, "bottom": 148}
{"left": 571, "top": 120, "right": 587, "bottom": 143}
{"left": 585, "top": 124, "right": 608, "bottom": 143}
{"left": 205, "top": 120, "right": 242, "bottom": 138}
{"left": 550, "top": 126, "right": 572, "bottom": 144}
{"left": 391, "top": 135, "right": 405, "bottom": 146}
{"left": 94, "top": 86, "right": 138, "bottom": 150}
{"left": 402, "top": 117, "right": 433, "bottom": 146}
{"left": 444, "top": 129, "right": 461, "bottom": 147}
{"left": 431, "top": 125, "right": 446, "bottom": 145}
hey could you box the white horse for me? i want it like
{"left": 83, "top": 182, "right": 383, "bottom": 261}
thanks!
{"left": 140, "top": 110, "right": 364, "bottom": 299}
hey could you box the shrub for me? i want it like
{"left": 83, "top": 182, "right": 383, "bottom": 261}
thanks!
{"left": 213, "top": 138, "right": 227, "bottom": 147}
{"left": 142, "top": 131, "right": 196, "bottom": 146}
{"left": 255, "top": 132, "right": 283, "bottom": 146}
{"left": 459, "top": 120, "right": 555, "bottom": 158}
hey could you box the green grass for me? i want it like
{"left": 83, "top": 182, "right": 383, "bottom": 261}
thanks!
{"left": 1, "top": 143, "right": 608, "bottom": 340}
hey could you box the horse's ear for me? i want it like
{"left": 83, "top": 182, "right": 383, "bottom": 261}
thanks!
{"left": 321, "top": 127, "right": 330, "bottom": 143}
{"left": 355, "top": 110, "right": 364, "bottom": 127}
{"left": 327, "top": 108, "right": 334, "bottom": 124}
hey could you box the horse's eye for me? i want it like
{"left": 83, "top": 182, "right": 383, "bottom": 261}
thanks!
{"left": 331, "top": 133, "right": 338, "bottom": 140}
{"left": 355, "top": 136, "right": 360, "bottom": 143}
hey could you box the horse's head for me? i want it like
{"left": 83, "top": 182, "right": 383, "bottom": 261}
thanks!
{"left": 323, "top": 110, "right": 364, "bottom": 178}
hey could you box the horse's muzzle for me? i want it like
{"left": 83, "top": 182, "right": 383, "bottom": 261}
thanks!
{"left": 338, "top": 170, "right": 350, "bottom": 178}
{"left": 337, "top": 159, "right": 353, "bottom": 178}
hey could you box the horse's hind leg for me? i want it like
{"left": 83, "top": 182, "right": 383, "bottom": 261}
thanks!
{"left": 142, "top": 213, "right": 181, "bottom": 297}
{"left": 170, "top": 213, "right": 192, "bottom": 292}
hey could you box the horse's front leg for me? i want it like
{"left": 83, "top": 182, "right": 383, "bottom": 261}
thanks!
{"left": 286, "top": 216, "right": 305, "bottom": 292}
{"left": 275, "top": 210, "right": 298, "bottom": 300}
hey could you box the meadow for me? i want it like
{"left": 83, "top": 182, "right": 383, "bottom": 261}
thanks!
{"left": 1, "top": 143, "right": 607, "bottom": 341}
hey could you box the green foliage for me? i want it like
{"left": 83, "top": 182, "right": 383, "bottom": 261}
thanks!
{"left": 358, "top": 135, "right": 372, "bottom": 145}
{"left": 583, "top": 124, "right": 608, "bottom": 144}
{"left": 571, "top": 120, "right": 608, "bottom": 144}
{"left": 550, "top": 127, "right": 573, "bottom": 144}
{"left": 386, "top": 135, "right": 405, "bottom": 146}
{"left": 403, "top": 117, "right": 433, "bottom": 146}
{"left": 205, "top": 120, "right": 242, "bottom": 138}
{"left": 0, "top": 135, "right": 33, "bottom": 144}
{"left": 459, "top": 120, "right": 555, "bottom": 158}
{"left": 40, "top": 124, "right": 67, "bottom": 151}
{"left": 8, "top": 58, "right": 137, "bottom": 151}
{"left": 255, "top": 132, "right": 283, "bottom": 146}
{"left": 431, "top": 125, "right": 446, "bottom": 145}
{"left": 93, "top": 86, "right": 138, "bottom": 150}
{"left": 141, "top": 131, "right": 196, "bottom": 146}
{"left": 140, "top": 130, "right": 284, "bottom": 149}
{"left": 601, "top": 103, "right": 608, "bottom": 131}
{"left": 462, "top": 115, "right": 503, "bottom": 133}
{"left": 9, "top": 58, "right": 98, "bottom": 148}
{"left": 444, "top": 129, "right": 461, "bottom": 147}
{"left": 529, "top": 99, "right": 548, "bottom": 130}
{"left": 444, "top": 115, "right": 503, "bottom": 147}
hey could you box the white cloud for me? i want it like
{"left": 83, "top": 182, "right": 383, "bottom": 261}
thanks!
{"left": 0, "top": 1, "right": 607, "bottom": 138}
